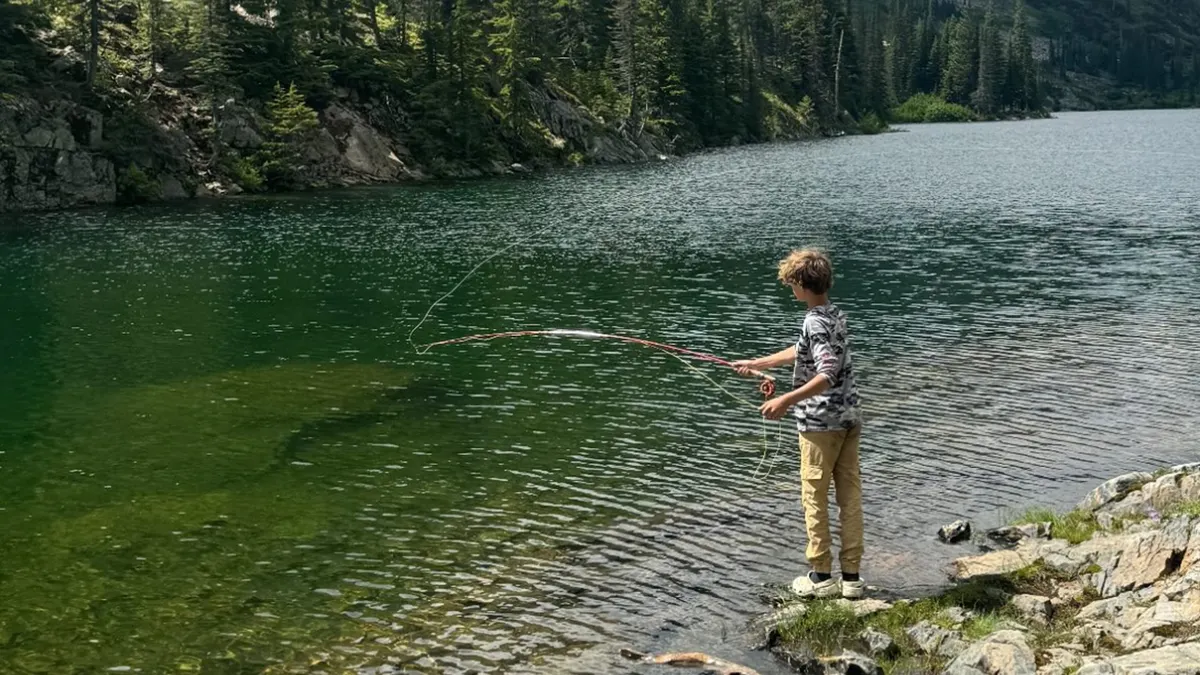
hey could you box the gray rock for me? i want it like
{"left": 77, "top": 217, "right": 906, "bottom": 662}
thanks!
{"left": 941, "top": 606, "right": 971, "bottom": 627}
{"left": 943, "top": 630, "right": 1037, "bottom": 675}
{"left": 160, "top": 176, "right": 188, "bottom": 200}
{"left": 939, "top": 520, "right": 973, "bottom": 544}
{"left": 510, "top": 162, "right": 532, "bottom": 174}
{"left": 318, "top": 104, "right": 413, "bottom": 182}
{"left": 1101, "top": 517, "right": 1192, "bottom": 597}
{"left": 1012, "top": 594, "right": 1053, "bottom": 625}
{"left": 1169, "top": 462, "right": 1200, "bottom": 474}
{"left": 906, "top": 621, "right": 966, "bottom": 658}
{"left": 1076, "top": 643, "right": 1200, "bottom": 675}
{"left": 218, "top": 103, "right": 264, "bottom": 150}
{"left": 1037, "top": 647, "right": 1082, "bottom": 675}
{"left": 1079, "top": 472, "right": 1154, "bottom": 512}
{"left": 1182, "top": 472, "right": 1200, "bottom": 504}
{"left": 1142, "top": 473, "right": 1185, "bottom": 511}
{"left": 772, "top": 642, "right": 821, "bottom": 673}
{"left": 22, "top": 127, "right": 56, "bottom": 148}
{"left": 1053, "top": 581, "right": 1086, "bottom": 606}
{"left": 820, "top": 650, "right": 881, "bottom": 675}
{"left": 952, "top": 542, "right": 1043, "bottom": 581}
{"left": 859, "top": 628, "right": 896, "bottom": 658}
{"left": 833, "top": 598, "right": 893, "bottom": 618}
{"left": 988, "top": 523, "right": 1051, "bottom": 547}
{"left": 1097, "top": 490, "right": 1151, "bottom": 526}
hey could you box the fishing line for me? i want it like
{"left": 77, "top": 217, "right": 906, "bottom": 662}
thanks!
{"left": 405, "top": 164, "right": 754, "bottom": 355}
{"left": 406, "top": 164, "right": 789, "bottom": 474}
{"left": 420, "top": 329, "right": 788, "bottom": 479}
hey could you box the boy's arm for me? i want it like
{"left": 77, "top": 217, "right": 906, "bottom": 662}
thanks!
{"left": 731, "top": 346, "right": 796, "bottom": 374}
{"left": 760, "top": 374, "right": 830, "bottom": 420}
{"left": 759, "top": 317, "right": 839, "bottom": 420}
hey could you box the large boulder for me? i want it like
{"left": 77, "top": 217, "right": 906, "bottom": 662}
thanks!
{"left": 0, "top": 98, "right": 116, "bottom": 211}
{"left": 953, "top": 540, "right": 1047, "bottom": 581}
{"left": 318, "top": 104, "right": 414, "bottom": 182}
{"left": 1076, "top": 643, "right": 1200, "bottom": 675}
{"left": 1078, "top": 472, "right": 1154, "bottom": 512}
{"left": 944, "top": 630, "right": 1036, "bottom": 675}
{"left": 1099, "top": 517, "right": 1192, "bottom": 597}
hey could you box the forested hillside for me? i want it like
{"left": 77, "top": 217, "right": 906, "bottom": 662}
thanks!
{"left": 1, "top": 0, "right": 1198, "bottom": 209}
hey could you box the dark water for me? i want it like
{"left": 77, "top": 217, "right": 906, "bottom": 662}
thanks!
{"left": 2, "top": 110, "right": 1199, "bottom": 674}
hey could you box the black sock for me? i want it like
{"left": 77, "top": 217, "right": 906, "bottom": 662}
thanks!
{"left": 811, "top": 571, "right": 832, "bottom": 582}
{"left": 843, "top": 573, "right": 860, "bottom": 582}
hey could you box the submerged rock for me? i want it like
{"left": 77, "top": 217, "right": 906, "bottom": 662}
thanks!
{"left": 988, "top": 522, "right": 1052, "bottom": 547}
{"left": 940, "top": 519, "right": 974, "bottom": 544}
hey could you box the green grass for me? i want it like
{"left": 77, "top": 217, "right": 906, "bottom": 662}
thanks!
{"left": 961, "top": 612, "right": 1007, "bottom": 640}
{"left": 776, "top": 578, "right": 1017, "bottom": 664}
{"left": 1009, "top": 507, "right": 1100, "bottom": 544}
{"left": 774, "top": 557, "right": 1110, "bottom": 664}
{"left": 777, "top": 601, "right": 862, "bottom": 655}
{"left": 1166, "top": 499, "right": 1200, "bottom": 518}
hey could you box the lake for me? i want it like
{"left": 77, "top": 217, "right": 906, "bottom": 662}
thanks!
{"left": 1, "top": 110, "right": 1198, "bottom": 674}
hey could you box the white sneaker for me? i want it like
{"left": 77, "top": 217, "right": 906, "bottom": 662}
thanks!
{"left": 791, "top": 572, "right": 841, "bottom": 599}
{"left": 841, "top": 578, "right": 866, "bottom": 599}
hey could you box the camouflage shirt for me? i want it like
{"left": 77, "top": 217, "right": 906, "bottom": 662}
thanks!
{"left": 793, "top": 303, "right": 862, "bottom": 432}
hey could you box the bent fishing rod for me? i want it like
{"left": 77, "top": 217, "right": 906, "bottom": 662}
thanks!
{"left": 419, "top": 328, "right": 779, "bottom": 399}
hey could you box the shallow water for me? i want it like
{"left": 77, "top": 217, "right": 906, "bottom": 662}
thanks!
{"left": 2, "top": 110, "right": 1199, "bottom": 674}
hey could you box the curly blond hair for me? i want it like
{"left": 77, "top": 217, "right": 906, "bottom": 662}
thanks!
{"left": 777, "top": 248, "right": 833, "bottom": 294}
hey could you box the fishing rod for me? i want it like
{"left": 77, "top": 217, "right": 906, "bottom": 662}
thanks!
{"left": 420, "top": 329, "right": 778, "bottom": 399}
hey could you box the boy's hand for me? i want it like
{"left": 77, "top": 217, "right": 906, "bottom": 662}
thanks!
{"left": 759, "top": 396, "right": 791, "bottom": 420}
{"left": 731, "top": 360, "right": 758, "bottom": 376}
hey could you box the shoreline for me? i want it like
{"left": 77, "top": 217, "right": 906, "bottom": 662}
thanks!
{"left": 732, "top": 463, "right": 1200, "bottom": 675}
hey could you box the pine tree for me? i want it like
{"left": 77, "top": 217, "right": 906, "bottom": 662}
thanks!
{"left": 611, "top": 0, "right": 642, "bottom": 119}
{"left": 86, "top": 0, "right": 101, "bottom": 88}
{"left": 972, "top": 3, "right": 1004, "bottom": 114}
{"left": 939, "top": 15, "right": 973, "bottom": 104}
{"left": 259, "top": 83, "right": 320, "bottom": 186}
{"left": 1006, "top": 0, "right": 1036, "bottom": 109}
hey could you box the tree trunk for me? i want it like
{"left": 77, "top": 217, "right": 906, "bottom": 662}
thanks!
{"left": 833, "top": 28, "right": 844, "bottom": 117}
{"left": 149, "top": 0, "right": 161, "bottom": 72}
{"left": 87, "top": 0, "right": 100, "bottom": 88}
{"left": 367, "top": 0, "right": 383, "bottom": 45}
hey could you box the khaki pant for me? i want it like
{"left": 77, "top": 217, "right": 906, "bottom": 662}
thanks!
{"left": 799, "top": 425, "right": 863, "bottom": 575}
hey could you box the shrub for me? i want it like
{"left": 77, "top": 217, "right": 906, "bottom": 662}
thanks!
{"left": 858, "top": 112, "right": 888, "bottom": 134}
{"left": 228, "top": 155, "right": 265, "bottom": 192}
{"left": 116, "top": 164, "right": 161, "bottom": 204}
{"left": 891, "top": 94, "right": 976, "bottom": 123}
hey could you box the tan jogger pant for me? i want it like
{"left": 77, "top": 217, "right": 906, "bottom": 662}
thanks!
{"left": 799, "top": 425, "right": 863, "bottom": 575}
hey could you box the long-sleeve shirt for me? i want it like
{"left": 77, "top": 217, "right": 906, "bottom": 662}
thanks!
{"left": 793, "top": 303, "right": 862, "bottom": 432}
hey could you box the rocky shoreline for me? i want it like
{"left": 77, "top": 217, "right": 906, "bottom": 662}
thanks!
{"left": 640, "top": 463, "right": 1200, "bottom": 675}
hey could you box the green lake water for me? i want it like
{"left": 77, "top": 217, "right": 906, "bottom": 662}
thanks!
{"left": 2, "top": 110, "right": 1199, "bottom": 674}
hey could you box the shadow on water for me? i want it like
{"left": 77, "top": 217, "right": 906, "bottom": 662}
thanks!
{"left": 275, "top": 373, "right": 455, "bottom": 466}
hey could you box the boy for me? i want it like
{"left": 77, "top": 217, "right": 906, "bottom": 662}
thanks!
{"left": 733, "top": 248, "right": 864, "bottom": 599}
